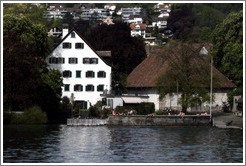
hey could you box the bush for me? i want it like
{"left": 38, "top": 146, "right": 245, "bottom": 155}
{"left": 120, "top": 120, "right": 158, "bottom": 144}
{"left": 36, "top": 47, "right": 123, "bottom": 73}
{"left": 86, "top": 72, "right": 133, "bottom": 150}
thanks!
{"left": 115, "top": 106, "right": 129, "bottom": 115}
{"left": 100, "top": 108, "right": 112, "bottom": 119}
{"left": 155, "top": 110, "right": 166, "bottom": 115}
{"left": 135, "top": 102, "right": 155, "bottom": 115}
{"left": 89, "top": 106, "right": 100, "bottom": 118}
{"left": 11, "top": 106, "right": 48, "bottom": 124}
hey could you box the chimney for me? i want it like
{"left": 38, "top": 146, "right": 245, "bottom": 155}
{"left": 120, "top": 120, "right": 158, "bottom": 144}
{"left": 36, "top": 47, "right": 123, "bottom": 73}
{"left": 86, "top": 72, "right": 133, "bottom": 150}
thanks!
{"left": 62, "top": 24, "right": 69, "bottom": 39}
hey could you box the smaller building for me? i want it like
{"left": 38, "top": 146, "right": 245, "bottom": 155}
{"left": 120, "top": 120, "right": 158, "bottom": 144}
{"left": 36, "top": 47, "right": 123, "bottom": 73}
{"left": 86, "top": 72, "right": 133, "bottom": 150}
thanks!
{"left": 152, "top": 17, "right": 168, "bottom": 29}
{"left": 102, "top": 17, "right": 114, "bottom": 25}
{"left": 128, "top": 15, "right": 143, "bottom": 24}
{"left": 121, "top": 7, "right": 142, "bottom": 23}
{"left": 48, "top": 27, "right": 62, "bottom": 37}
{"left": 130, "top": 23, "right": 146, "bottom": 38}
{"left": 101, "top": 94, "right": 149, "bottom": 109}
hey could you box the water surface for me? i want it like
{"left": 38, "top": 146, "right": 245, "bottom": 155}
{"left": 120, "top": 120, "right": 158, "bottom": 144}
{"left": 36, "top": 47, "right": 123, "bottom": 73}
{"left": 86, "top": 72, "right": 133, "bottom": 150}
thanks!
{"left": 3, "top": 125, "right": 243, "bottom": 163}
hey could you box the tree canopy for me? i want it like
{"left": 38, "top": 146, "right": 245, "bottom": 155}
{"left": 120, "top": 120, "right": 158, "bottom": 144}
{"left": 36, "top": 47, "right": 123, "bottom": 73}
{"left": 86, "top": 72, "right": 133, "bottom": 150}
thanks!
{"left": 155, "top": 43, "right": 219, "bottom": 113}
{"left": 210, "top": 10, "right": 243, "bottom": 88}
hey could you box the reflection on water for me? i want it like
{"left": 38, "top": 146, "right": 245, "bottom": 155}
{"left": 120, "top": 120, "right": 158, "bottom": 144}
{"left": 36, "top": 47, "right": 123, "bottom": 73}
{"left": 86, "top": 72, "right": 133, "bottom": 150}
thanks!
{"left": 3, "top": 125, "right": 243, "bottom": 163}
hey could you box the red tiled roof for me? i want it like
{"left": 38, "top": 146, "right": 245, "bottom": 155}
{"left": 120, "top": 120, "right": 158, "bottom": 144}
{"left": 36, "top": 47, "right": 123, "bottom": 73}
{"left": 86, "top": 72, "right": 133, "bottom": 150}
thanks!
{"left": 130, "top": 24, "right": 147, "bottom": 30}
{"left": 127, "top": 45, "right": 236, "bottom": 89}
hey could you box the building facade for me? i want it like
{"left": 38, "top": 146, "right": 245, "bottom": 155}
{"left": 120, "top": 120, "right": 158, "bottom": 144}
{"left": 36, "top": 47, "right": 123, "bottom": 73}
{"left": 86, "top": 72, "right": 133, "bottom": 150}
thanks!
{"left": 47, "top": 28, "right": 111, "bottom": 109}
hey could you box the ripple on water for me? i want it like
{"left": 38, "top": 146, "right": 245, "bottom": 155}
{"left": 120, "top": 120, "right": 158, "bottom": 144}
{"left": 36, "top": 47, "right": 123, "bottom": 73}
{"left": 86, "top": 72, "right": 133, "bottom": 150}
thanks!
{"left": 3, "top": 125, "right": 243, "bottom": 163}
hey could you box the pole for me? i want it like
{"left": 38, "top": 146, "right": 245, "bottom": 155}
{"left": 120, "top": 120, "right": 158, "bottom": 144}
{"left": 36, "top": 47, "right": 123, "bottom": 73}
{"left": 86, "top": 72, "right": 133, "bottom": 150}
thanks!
{"left": 210, "top": 56, "right": 213, "bottom": 122}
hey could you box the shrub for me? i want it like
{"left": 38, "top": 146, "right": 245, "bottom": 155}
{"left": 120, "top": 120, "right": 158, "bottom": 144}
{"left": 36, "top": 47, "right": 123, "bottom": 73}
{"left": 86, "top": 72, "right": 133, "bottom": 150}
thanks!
{"left": 11, "top": 106, "right": 48, "bottom": 124}
{"left": 100, "top": 108, "right": 112, "bottom": 119}
{"left": 115, "top": 106, "right": 129, "bottom": 115}
{"left": 135, "top": 102, "right": 155, "bottom": 115}
{"left": 155, "top": 110, "right": 166, "bottom": 115}
{"left": 89, "top": 106, "right": 100, "bottom": 118}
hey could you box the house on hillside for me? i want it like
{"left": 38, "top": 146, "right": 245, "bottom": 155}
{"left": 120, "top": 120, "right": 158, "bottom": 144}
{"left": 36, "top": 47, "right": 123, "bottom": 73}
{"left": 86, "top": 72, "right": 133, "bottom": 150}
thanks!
{"left": 47, "top": 28, "right": 112, "bottom": 109}
{"left": 130, "top": 23, "right": 146, "bottom": 38}
{"left": 128, "top": 15, "right": 143, "bottom": 24}
{"left": 126, "top": 45, "right": 236, "bottom": 112}
{"left": 152, "top": 17, "right": 168, "bottom": 29}
{"left": 102, "top": 17, "right": 114, "bottom": 25}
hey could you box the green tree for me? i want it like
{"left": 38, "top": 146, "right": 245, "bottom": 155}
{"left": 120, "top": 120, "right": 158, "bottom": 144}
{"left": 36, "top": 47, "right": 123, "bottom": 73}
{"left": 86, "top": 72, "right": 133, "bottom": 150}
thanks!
{"left": 210, "top": 10, "right": 243, "bottom": 88}
{"left": 155, "top": 43, "right": 219, "bottom": 113}
{"left": 52, "top": 18, "right": 63, "bottom": 29}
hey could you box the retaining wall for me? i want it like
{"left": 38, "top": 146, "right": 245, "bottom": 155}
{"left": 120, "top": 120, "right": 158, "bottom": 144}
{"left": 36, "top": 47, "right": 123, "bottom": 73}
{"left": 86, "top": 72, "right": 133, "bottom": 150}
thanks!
{"left": 67, "top": 119, "right": 108, "bottom": 126}
{"left": 107, "top": 115, "right": 211, "bottom": 126}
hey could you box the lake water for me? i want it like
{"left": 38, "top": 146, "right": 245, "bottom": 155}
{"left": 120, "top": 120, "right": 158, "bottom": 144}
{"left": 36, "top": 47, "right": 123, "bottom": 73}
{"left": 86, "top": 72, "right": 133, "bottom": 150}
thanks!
{"left": 3, "top": 125, "right": 243, "bottom": 163}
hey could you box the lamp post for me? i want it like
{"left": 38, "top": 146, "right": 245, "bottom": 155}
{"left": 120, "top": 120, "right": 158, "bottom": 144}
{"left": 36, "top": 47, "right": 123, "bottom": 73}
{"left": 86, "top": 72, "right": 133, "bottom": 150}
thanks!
{"left": 210, "top": 56, "right": 213, "bottom": 122}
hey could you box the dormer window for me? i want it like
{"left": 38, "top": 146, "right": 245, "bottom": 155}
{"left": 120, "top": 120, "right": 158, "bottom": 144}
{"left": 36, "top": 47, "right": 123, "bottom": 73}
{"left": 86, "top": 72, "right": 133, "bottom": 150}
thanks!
{"left": 63, "top": 42, "right": 71, "bottom": 49}
{"left": 71, "top": 32, "right": 75, "bottom": 38}
{"left": 75, "top": 43, "right": 84, "bottom": 49}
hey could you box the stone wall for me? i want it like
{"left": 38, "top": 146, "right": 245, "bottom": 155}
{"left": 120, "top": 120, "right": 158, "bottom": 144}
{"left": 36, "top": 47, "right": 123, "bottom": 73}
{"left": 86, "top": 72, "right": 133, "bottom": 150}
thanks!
{"left": 67, "top": 119, "right": 108, "bottom": 126}
{"left": 107, "top": 115, "right": 211, "bottom": 126}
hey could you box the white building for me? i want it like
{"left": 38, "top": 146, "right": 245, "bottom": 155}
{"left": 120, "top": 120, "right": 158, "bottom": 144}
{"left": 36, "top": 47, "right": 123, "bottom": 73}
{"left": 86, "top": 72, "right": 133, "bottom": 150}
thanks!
{"left": 128, "top": 15, "right": 143, "bottom": 24}
{"left": 130, "top": 24, "right": 146, "bottom": 38}
{"left": 121, "top": 7, "right": 141, "bottom": 23}
{"left": 47, "top": 28, "right": 112, "bottom": 109}
{"left": 152, "top": 17, "right": 168, "bottom": 29}
{"left": 126, "top": 45, "right": 236, "bottom": 112}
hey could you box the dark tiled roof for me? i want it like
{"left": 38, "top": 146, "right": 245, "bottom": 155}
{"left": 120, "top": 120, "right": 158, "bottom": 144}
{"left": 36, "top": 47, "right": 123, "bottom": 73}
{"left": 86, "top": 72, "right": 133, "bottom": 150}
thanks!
{"left": 127, "top": 46, "right": 236, "bottom": 89}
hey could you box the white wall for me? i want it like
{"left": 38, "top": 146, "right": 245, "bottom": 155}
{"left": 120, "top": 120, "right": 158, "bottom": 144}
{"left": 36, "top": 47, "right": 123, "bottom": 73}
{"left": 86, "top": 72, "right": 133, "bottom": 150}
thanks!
{"left": 127, "top": 88, "right": 230, "bottom": 111}
{"left": 47, "top": 30, "right": 111, "bottom": 106}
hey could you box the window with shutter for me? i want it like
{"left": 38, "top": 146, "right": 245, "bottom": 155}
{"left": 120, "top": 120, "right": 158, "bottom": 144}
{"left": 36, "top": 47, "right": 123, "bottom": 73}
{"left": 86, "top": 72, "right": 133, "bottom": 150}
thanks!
{"left": 97, "top": 85, "right": 104, "bottom": 92}
{"left": 98, "top": 71, "right": 106, "bottom": 78}
{"left": 69, "top": 58, "right": 78, "bottom": 64}
{"left": 63, "top": 42, "right": 71, "bottom": 49}
{"left": 86, "top": 85, "right": 94, "bottom": 92}
{"left": 75, "top": 43, "right": 84, "bottom": 49}
{"left": 74, "top": 84, "right": 83, "bottom": 91}
{"left": 63, "top": 70, "right": 72, "bottom": 78}
{"left": 86, "top": 71, "right": 95, "bottom": 78}
{"left": 64, "top": 84, "right": 70, "bottom": 91}
{"left": 76, "top": 71, "right": 81, "bottom": 78}
{"left": 83, "top": 58, "right": 90, "bottom": 64}
{"left": 90, "top": 58, "right": 98, "bottom": 64}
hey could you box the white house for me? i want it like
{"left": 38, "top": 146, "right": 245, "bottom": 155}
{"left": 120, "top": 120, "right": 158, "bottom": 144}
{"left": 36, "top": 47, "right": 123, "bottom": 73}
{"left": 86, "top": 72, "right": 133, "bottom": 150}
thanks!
{"left": 128, "top": 15, "right": 143, "bottom": 24}
{"left": 130, "top": 23, "right": 146, "bottom": 38}
{"left": 47, "top": 28, "right": 112, "bottom": 109}
{"left": 152, "top": 17, "right": 168, "bottom": 29}
{"left": 126, "top": 45, "right": 236, "bottom": 112}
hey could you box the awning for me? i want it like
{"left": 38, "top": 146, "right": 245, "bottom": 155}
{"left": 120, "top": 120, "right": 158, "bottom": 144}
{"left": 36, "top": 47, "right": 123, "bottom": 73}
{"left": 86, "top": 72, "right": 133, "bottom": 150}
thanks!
{"left": 121, "top": 97, "right": 143, "bottom": 104}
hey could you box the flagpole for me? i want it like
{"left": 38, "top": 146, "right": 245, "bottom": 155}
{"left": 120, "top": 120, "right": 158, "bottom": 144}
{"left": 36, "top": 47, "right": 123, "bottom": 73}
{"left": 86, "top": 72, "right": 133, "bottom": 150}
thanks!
{"left": 210, "top": 56, "right": 213, "bottom": 122}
